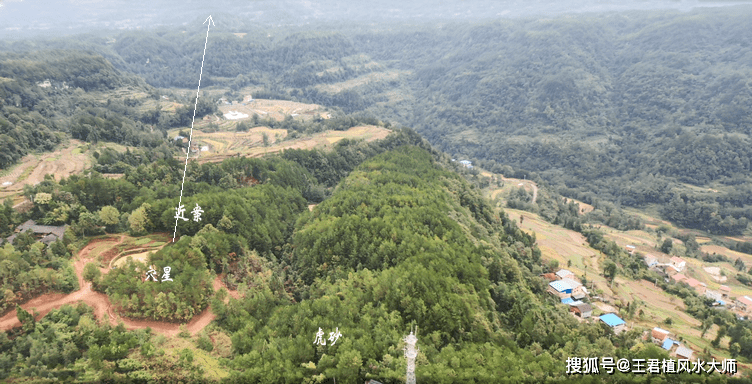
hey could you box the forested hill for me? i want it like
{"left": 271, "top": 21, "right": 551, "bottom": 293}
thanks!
{"left": 212, "top": 145, "right": 699, "bottom": 382}
{"left": 3, "top": 7, "right": 750, "bottom": 233}
{"left": 353, "top": 8, "right": 752, "bottom": 236}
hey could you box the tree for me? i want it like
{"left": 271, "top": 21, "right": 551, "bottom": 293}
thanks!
{"left": 99, "top": 205, "right": 120, "bottom": 232}
{"left": 16, "top": 305, "right": 35, "bottom": 333}
{"left": 78, "top": 212, "right": 101, "bottom": 237}
{"left": 83, "top": 262, "right": 101, "bottom": 286}
{"left": 660, "top": 238, "right": 673, "bottom": 254}
{"left": 129, "top": 204, "right": 151, "bottom": 236}
{"left": 603, "top": 260, "right": 617, "bottom": 281}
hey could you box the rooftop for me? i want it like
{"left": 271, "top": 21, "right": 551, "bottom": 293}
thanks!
{"left": 561, "top": 277, "right": 582, "bottom": 288}
{"left": 672, "top": 273, "right": 687, "bottom": 282}
{"left": 549, "top": 280, "right": 572, "bottom": 292}
{"left": 572, "top": 303, "right": 592, "bottom": 312}
{"left": 599, "top": 313, "right": 626, "bottom": 327}
{"left": 675, "top": 345, "right": 693, "bottom": 359}
{"left": 739, "top": 296, "right": 752, "bottom": 306}
{"left": 556, "top": 269, "right": 574, "bottom": 278}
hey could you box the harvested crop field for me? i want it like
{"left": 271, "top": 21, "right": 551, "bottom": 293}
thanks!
{"left": 218, "top": 99, "right": 326, "bottom": 122}
{"left": 0, "top": 140, "right": 91, "bottom": 203}
{"left": 195, "top": 125, "right": 391, "bottom": 164}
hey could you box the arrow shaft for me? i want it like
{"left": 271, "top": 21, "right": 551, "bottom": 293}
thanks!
{"left": 173, "top": 22, "right": 212, "bottom": 242}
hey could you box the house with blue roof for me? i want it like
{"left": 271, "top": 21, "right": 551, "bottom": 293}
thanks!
{"left": 547, "top": 280, "right": 573, "bottom": 299}
{"left": 662, "top": 338, "right": 678, "bottom": 352}
{"left": 561, "top": 297, "right": 574, "bottom": 305}
{"left": 599, "top": 313, "right": 626, "bottom": 334}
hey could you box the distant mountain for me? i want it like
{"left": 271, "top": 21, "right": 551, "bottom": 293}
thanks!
{"left": 2, "top": 0, "right": 752, "bottom": 38}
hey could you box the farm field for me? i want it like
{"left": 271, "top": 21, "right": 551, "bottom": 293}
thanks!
{"left": 217, "top": 98, "right": 327, "bottom": 122}
{"left": 504, "top": 208, "right": 614, "bottom": 299}
{"left": 186, "top": 125, "right": 391, "bottom": 164}
{"left": 0, "top": 140, "right": 92, "bottom": 207}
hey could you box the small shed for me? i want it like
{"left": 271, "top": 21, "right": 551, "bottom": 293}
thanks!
{"left": 561, "top": 297, "right": 574, "bottom": 305}
{"left": 662, "top": 338, "right": 677, "bottom": 351}
{"left": 539, "top": 273, "right": 557, "bottom": 282}
{"left": 671, "top": 273, "right": 687, "bottom": 283}
{"left": 736, "top": 296, "right": 752, "bottom": 313}
{"left": 675, "top": 345, "right": 694, "bottom": 360}
{"left": 651, "top": 327, "right": 670, "bottom": 344}
{"left": 599, "top": 313, "right": 626, "bottom": 335}
{"left": 644, "top": 254, "right": 658, "bottom": 268}
{"left": 570, "top": 302, "right": 592, "bottom": 318}
{"left": 556, "top": 269, "right": 576, "bottom": 280}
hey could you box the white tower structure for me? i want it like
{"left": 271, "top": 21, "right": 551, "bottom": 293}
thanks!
{"left": 404, "top": 330, "right": 418, "bottom": 384}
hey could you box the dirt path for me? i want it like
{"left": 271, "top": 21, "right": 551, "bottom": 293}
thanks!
{"left": 0, "top": 237, "right": 238, "bottom": 336}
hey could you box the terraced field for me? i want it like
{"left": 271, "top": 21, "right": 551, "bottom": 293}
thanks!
{"left": 184, "top": 125, "right": 391, "bottom": 164}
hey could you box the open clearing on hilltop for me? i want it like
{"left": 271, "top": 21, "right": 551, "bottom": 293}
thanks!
{"left": 191, "top": 125, "right": 391, "bottom": 164}
{"left": 0, "top": 234, "right": 238, "bottom": 337}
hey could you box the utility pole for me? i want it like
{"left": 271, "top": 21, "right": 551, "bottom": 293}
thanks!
{"left": 404, "top": 328, "right": 419, "bottom": 384}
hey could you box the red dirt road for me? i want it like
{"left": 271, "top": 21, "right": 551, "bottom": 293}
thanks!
{"left": 0, "top": 237, "right": 238, "bottom": 336}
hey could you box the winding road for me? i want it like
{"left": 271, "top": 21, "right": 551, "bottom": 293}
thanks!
{"left": 0, "top": 236, "right": 237, "bottom": 336}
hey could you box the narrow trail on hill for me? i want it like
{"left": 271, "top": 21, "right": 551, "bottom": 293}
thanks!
{"left": 0, "top": 236, "right": 238, "bottom": 336}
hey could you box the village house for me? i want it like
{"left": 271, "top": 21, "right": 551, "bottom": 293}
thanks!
{"left": 539, "top": 273, "right": 557, "bottom": 282}
{"left": 736, "top": 296, "right": 752, "bottom": 313}
{"left": 662, "top": 338, "right": 679, "bottom": 352}
{"left": 671, "top": 273, "right": 687, "bottom": 283}
{"left": 643, "top": 254, "right": 658, "bottom": 268}
{"left": 4, "top": 220, "right": 68, "bottom": 246}
{"left": 670, "top": 256, "right": 686, "bottom": 272}
{"left": 651, "top": 327, "right": 670, "bottom": 344}
{"left": 547, "top": 280, "right": 573, "bottom": 299}
{"left": 556, "top": 269, "right": 576, "bottom": 280}
{"left": 569, "top": 302, "right": 592, "bottom": 319}
{"left": 685, "top": 278, "right": 706, "bottom": 295}
{"left": 599, "top": 313, "right": 627, "bottom": 335}
{"left": 458, "top": 160, "right": 473, "bottom": 169}
{"left": 675, "top": 345, "right": 694, "bottom": 360}
{"left": 705, "top": 290, "right": 723, "bottom": 302}
{"left": 625, "top": 245, "right": 636, "bottom": 254}
{"left": 561, "top": 277, "right": 588, "bottom": 299}
{"left": 720, "top": 285, "right": 731, "bottom": 299}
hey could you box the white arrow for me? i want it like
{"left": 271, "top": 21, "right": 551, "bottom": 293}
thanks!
{"left": 173, "top": 15, "right": 215, "bottom": 242}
